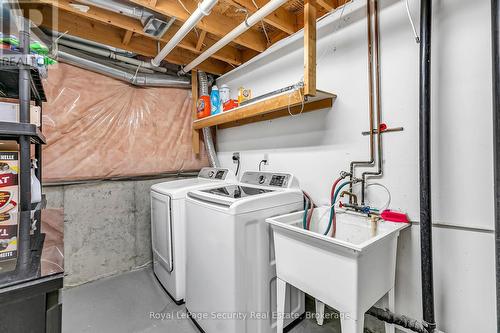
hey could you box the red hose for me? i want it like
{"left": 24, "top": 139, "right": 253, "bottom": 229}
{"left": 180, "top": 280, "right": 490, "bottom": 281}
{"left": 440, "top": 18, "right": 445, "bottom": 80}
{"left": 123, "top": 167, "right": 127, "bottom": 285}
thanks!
{"left": 330, "top": 177, "right": 342, "bottom": 203}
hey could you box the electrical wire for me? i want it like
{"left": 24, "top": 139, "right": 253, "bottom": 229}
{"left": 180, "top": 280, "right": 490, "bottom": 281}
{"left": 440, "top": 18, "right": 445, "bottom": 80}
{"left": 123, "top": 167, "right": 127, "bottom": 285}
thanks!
{"left": 235, "top": 158, "right": 240, "bottom": 176}
{"left": 403, "top": 0, "right": 420, "bottom": 43}
{"left": 178, "top": 0, "right": 200, "bottom": 37}
{"left": 250, "top": 0, "right": 271, "bottom": 45}
{"left": 365, "top": 182, "right": 391, "bottom": 211}
{"left": 287, "top": 85, "right": 305, "bottom": 117}
{"left": 258, "top": 159, "right": 267, "bottom": 171}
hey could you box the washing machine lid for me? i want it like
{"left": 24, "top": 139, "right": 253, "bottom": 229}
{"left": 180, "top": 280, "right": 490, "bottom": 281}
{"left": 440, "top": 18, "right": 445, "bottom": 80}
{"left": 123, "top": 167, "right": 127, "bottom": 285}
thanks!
{"left": 188, "top": 185, "right": 303, "bottom": 214}
{"left": 151, "top": 178, "right": 212, "bottom": 198}
{"left": 151, "top": 168, "right": 235, "bottom": 199}
{"left": 201, "top": 185, "right": 274, "bottom": 199}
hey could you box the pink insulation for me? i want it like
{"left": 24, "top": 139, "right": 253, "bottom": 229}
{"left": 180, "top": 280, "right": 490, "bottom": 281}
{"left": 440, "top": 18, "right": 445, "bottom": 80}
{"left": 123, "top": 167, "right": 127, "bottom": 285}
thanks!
{"left": 41, "top": 63, "right": 208, "bottom": 182}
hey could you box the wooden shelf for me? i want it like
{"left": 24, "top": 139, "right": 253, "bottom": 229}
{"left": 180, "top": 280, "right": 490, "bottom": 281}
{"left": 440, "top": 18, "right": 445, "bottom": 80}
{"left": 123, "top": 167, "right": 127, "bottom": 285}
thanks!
{"left": 193, "top": 89, "right": 336, "bottom": 130}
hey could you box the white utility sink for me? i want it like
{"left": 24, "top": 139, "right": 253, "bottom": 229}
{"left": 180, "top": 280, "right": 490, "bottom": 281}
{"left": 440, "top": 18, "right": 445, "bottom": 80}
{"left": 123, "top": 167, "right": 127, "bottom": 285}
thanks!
{"left": 266, "top": 207, "right": 409, "bottom": 333}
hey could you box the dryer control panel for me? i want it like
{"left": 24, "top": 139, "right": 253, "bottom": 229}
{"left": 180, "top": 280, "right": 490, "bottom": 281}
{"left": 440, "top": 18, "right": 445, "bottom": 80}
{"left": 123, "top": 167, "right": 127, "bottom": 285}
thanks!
{"left": 240, "top": 171, "right": 295, "bottom": 188}
{"left": 198, "top": 168, "right": 230, "bottom": 180}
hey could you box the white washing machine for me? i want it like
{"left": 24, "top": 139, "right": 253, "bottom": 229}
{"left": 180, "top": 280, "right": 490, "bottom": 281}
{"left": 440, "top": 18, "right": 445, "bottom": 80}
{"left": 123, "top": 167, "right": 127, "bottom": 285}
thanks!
{"left": 185, "top": 171, "right": 305, "bottom": 333}
{"left": 150, "top": 167, "right": 235, "bottom": 304}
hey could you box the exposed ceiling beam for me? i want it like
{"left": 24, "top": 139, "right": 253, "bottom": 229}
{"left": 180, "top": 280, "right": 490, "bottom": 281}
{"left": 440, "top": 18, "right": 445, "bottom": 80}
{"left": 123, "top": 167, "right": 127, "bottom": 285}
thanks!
{"left": 129, "top": 0, "right": 268, "bottom": 52}
{"left": 196, "top": 30, "right": 207, "bottom": 51}
{"left": 28, "top": 5, "right": 228, "bottom": 74}
{"left": 122, "top": 30, "right": 133, "bottom": 45}
{"left": 38, "top": 0, "right": 242, "bottom": 66}
{"left": 316, "top": 0, "right": 334, "bottom": 11}
{"left": 223, "top": 0, "right": 297, "bottom": 35}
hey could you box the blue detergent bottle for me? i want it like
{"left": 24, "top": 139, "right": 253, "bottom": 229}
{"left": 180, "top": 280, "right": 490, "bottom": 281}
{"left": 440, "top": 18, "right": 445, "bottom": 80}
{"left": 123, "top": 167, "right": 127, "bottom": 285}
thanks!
{"left": 210, "top": 85, "right": 221, "bottom": 115}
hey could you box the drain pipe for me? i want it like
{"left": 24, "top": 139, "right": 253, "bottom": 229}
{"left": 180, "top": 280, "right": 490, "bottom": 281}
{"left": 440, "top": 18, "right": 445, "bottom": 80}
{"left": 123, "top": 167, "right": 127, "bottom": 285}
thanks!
{"left": 419, "top": 0, "right": 436, "bottom": 332}
{"left": 57, "top": 47, "right": 191, "bottom": 88}
{"left": 491, "top": 0, "right": 500, "bottom": 330}
{"left": 181, "top": 0, "right": 288, "bottom": 74}
{"left": 198, "top": 71, "right": 220, "bottom": 167}
{"left": 151, "top": 0, "right": 218, "bottom": 67}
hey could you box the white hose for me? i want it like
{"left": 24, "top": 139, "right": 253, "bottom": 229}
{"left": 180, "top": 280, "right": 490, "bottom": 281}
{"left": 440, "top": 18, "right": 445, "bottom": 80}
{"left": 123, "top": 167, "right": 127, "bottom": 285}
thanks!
{"left": 365, "top": 182, "right": 391, "bottom": 211}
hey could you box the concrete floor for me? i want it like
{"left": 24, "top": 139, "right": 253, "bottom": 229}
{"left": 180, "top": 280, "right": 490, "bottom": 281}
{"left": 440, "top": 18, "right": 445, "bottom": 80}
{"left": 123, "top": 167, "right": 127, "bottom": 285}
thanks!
{"left": 63, "top": 267, "right": 384, "bottom": 333}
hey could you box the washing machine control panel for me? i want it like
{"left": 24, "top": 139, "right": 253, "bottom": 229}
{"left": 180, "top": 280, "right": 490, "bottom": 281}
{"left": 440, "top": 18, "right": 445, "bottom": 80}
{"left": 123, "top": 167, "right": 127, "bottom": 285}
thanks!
{"left": 241, "top": 172, "right": 293, "bottom": 188}
{"left": 198, "top": 168, "right": 230, "bottom": 180}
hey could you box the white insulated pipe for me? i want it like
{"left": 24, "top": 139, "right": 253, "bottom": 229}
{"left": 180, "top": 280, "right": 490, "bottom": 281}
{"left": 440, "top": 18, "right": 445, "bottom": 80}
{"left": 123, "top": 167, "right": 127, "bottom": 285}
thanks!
{"left": 151, "top": 0, "right": 218, "bottom": 67}
{"left": 181, "top": 0, "right": 287, "bottom": 73}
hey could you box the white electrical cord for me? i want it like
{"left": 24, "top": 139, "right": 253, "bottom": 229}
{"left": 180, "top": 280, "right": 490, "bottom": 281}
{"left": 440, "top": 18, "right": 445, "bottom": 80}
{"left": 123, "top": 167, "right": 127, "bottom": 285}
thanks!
{"left": 365, "top": 182, "right": 391, "bottom": 211}
{"left": 403, "top": 0, "right": 420, "bottom": 43}
{"left": 177, "top": 0, "right": 200, "bottom": 37}
{"left": 250, "top": 0, "right": 271, "bottom": 45}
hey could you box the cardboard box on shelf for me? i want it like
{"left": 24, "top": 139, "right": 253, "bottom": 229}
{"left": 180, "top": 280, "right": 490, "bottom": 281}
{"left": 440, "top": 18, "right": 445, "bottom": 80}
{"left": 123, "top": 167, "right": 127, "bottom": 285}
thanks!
{"left": 0, "top": 98, "right": 42, "bottom": 127}
{"left": 0, "top": 212, "right": 18, "bottom": 263}
{"left": 0, "top": 141, "right": 19, "bottom": 215}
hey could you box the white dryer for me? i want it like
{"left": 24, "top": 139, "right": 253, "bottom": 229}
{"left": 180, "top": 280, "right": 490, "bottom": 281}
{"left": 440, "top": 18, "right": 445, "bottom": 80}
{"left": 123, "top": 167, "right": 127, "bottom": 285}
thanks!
{"left": 150, "top": 167, "right": 235, "bottom": 304}
{"left": 185, "top": 171, "right": 305, "bottom": 333}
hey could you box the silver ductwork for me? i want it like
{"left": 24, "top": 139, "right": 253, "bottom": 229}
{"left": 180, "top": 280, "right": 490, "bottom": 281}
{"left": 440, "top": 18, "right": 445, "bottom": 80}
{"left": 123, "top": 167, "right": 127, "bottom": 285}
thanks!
{"left": 198, "top": 71, "right": 220, "bottom": 167}
{"left": 57, "top": 46, "right": 190, "bottom": 88}
{"left": 76, "top": 0, "right": 175, "bottom": 38}
{"left": 56, "top": 38, "right": 168, "bottom": 74}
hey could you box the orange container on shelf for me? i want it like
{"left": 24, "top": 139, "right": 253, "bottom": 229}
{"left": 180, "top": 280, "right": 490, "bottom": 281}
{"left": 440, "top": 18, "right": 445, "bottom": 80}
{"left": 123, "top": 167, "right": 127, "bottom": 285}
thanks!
{"left": 223, "top": 99, "right": 239, "bottom": 112}
{"left": 196, "top": 95, "right": 211, "bottom": 119}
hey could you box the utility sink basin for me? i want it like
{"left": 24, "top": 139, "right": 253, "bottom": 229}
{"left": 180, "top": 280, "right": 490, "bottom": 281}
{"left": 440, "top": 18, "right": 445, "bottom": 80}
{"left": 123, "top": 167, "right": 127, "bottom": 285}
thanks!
{"left": 266, "top": 207, "right": 409, "bottom": 333}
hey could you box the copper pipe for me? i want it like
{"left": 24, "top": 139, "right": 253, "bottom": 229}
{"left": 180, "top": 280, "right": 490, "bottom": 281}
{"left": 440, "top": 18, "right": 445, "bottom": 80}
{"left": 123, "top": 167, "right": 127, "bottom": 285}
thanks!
{"left": 349, "top": 0, "right": 375, "bottom": 202}
{"left": 340, "top": 191, "right": 358, "bottom": 206}
{"left": 361, "top": 0, "right": 383, "bottom": 205}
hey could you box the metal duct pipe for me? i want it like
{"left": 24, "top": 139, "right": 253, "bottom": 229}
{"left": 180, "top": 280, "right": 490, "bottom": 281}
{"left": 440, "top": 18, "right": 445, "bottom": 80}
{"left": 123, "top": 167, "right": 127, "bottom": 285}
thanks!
{"left": 57, "top": 39, "right": 168, "bottom": 73}
{"left": 76, "top": 0, "right": 175, "bottom": 38}
{"left": 419, "top": 0, "right": 436, "bottom": 332}
{"left": 152, "top": 0, "right": 218, "bottom": 67}
{"left": 181, "top": 0, "right": 287, "bottom": 74}
{"left": 77, "top": 0, "right": 150, "bottom": 21}
{"left": 491, "top": 0, "right": 500, "bottom": 330}
{"left": 52, "top": 31, "right": 135, "bottom": 56}
{"left": 198, "top": 71, "right": 220, "bottom": 167}
{"left": 57, "top": 47, "right": 190, "bottom": 88}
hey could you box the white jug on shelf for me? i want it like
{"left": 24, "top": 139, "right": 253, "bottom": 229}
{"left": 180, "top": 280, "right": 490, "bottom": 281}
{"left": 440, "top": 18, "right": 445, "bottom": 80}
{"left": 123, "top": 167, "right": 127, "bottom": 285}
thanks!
{"left": 31, "top": 158, "right": 41, "bottom": 204}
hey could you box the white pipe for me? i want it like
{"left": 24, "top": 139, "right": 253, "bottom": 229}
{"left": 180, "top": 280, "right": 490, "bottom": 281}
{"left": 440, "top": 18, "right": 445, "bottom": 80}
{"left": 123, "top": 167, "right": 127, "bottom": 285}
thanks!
{"left": 182, "top": 0, "right": 287, "bottom": 73}
{"left": 151, "top": 0, "right": 218, "bottom": 67}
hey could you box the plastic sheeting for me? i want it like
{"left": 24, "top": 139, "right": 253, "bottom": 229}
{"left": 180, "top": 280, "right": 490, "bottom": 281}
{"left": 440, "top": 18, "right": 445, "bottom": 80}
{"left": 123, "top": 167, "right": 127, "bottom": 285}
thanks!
{"left": 41, "top": 63, "right": 208, "bottom": 182}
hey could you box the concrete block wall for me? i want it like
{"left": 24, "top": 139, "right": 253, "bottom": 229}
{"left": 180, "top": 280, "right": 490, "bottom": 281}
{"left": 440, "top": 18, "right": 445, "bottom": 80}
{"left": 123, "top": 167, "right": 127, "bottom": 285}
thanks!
{"left": 44, "top": 177, "right": 184, "bottom": 287}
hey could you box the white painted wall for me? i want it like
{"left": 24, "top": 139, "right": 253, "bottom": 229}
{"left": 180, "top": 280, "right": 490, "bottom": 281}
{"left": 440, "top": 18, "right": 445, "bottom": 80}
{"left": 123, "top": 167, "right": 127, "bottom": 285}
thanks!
{"left": 215, "top": 0, "right": 497, "bottom": 332}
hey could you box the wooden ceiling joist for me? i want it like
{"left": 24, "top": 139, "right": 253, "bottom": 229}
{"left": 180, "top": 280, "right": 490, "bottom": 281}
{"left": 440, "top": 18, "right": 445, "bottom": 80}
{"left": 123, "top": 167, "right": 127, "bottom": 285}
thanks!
{"left": 25, "top": 0, "right": 349, "bottom": 75}
{"left": 316, "top": 0, "right": 334, "bottom": 11}
{"left": 38, "top": 0, "right": 243, "bottom": 66}
{"left": 196, "top": 30, "right": 208, "bottom": 51}
{"left": 223, "top": 0, "right": 298, "bottom": 35}
{"left": 122, "top": 30, "right": 133, "bottom": 46}
{"left": 32, "top": 6, "right": 228, "bottom": 74}
{"left": 129, "top": 0, "right": 268, "bottom": 52}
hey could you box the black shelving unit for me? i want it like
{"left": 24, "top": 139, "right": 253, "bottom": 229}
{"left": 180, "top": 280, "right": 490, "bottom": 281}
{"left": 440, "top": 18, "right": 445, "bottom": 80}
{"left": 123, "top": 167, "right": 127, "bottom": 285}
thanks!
{"left": 0, "top": 18, "right": 62, "bottom": 333}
